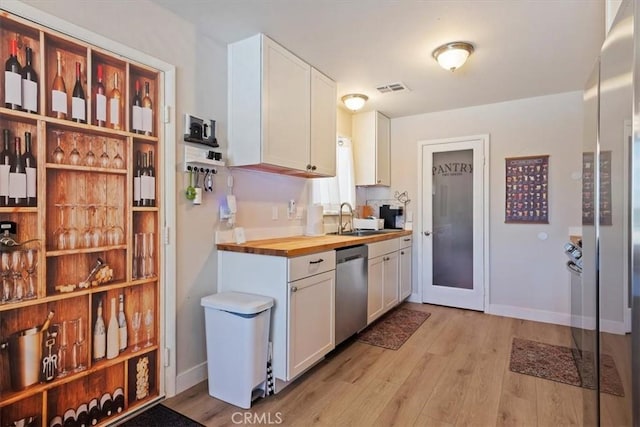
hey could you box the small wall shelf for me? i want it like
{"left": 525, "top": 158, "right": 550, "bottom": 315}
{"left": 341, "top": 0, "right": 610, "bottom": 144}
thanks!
{"left": 183, "top": 144, "right": 224, "bottom": 171}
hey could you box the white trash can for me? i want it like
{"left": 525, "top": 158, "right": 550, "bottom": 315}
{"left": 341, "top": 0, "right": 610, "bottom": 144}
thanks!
{"left": 201, "top": 292, "right": 274, "bottom": 409}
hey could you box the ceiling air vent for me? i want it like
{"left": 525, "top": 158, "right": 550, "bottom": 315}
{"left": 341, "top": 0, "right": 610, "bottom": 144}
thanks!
{"left": 376, "top": 82, "right": 410, "bottom": 94}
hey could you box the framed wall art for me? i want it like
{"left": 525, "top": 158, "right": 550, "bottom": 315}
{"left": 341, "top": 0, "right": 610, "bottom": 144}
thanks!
{"left": 505, "top": 155, "right": 549, "bottom": 224}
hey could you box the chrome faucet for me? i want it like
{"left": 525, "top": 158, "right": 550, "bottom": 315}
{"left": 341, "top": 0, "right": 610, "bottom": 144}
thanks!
{"left": 338, "top": 202, "right": 355, "bottom": 234}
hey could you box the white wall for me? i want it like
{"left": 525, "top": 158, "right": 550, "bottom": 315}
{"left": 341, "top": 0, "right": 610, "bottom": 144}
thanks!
{"left": 368, "top": 91, "right": 584, "bottom": 324}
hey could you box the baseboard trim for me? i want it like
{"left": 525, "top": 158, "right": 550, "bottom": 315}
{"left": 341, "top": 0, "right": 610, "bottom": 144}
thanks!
{"left": 176, "top": 361, "right": 208, "bottom": 394}
{"left": 486, "top": 304, "right": 572, "bottom": 327}
{"left": 600, "top": 318, "right": 627, "bottom": 335}
{"left": 407, "top": 292, "right": 421, "bottom": 303}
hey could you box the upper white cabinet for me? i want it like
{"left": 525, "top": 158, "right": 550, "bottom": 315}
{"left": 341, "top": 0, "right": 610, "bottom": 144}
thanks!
{"left": 228, "top": 34, "right": 336, "bottom": 177}
{"left": 353, "top": 111, "right": 391, "bottom": 186}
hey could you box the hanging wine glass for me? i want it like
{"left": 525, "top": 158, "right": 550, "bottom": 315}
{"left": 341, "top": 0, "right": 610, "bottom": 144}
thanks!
{"left": 106, "top": 205, "right": 117, "bottom": 246}
{"left": 52, "top": 130, "right": 65, "bottom": 164}
{"left": 53, "top": 204, "right": 68, "bottom": 250}
{"left": 85, "top": 139, "right": 96, "bottom": 167}
{"left": 89, "top": 205, "right": 102, "bottom": 247}
{"left": 99, "top": 139, "right": 110, "bottom": 168}
{"left": 81, "top": 205, "right": 93, "bottom": 248}
{"left": 66, "top": 204, "right": 80, "bottom": 250}
{"left": 111, "top": 206, "right": 125, "bottom": 245}
{"left": 69, "top": 133, "right": 81, "bottom": 165}
{"left": 24, "top": 248, "right": 37, "bottom": 300}
{"left": 112, "top": 140, "right": 124, "bottom": 169}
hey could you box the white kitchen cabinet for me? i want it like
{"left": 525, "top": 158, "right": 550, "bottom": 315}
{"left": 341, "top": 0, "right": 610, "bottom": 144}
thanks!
{"left": 399, "top": 236, "right": 413, "bottom": 300}
{"left": 228, "top": 33, "right": 336, "bottom": 177}
{"left": 367, "top": 238, "right": 400, "bottom": 324}
{"left": 353, "top": 111, "right": 391, "bottom": 186}
{"left": 383, "top": 251, "right": 400, "bottom": 311}
{"left": 367, "top": 255, "right": 385, "bottom": 324}
{"left": 217, "top": 249, "right": 336, "bottom": 391}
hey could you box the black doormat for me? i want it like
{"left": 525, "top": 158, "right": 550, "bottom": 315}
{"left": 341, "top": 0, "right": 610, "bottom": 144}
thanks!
{"left": 118, "top": 404, "right": 204, "bottom": 427}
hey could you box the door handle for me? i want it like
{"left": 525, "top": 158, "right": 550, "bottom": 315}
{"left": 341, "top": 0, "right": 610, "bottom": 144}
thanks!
{"left": 423, "top": 231, "right": 432, "bottom": 236}
{"left": 291, "top": 286, "right": 298, "bottom": 293}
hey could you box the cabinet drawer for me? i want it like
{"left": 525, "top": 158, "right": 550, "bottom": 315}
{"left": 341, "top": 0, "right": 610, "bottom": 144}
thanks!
{"left": 288, "top": 250, "right": 336, "bottom": 282}
{"left": 368, "top": 239, "right": 400, "bottom": 259}
{"left": 399, "top": 235, "right": 412, "bottom": 248}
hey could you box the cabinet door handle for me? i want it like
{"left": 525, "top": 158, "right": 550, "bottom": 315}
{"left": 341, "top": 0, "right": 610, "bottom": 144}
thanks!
{"left": 306, "top": 164, "right": 312, "bottom": 170}
{"left": 400, "top": 251, "right": 405, "bottom": 255}
{"left": 383, "top": 256, "right": 389, "bottom": 261}
{"left": 309, "top": 258, "right": 324, "bottom": 264}
{"left": 291, "top": 286, "right": 298, "bottom": 293}
{"left": 311, "top": 165, "right": 317, "bottom": 171}
{"left": 404, "top": 238, "right": 411, "bottom": 242}
{"left": 423, "top": 231, "right": 432, "bottom": 236}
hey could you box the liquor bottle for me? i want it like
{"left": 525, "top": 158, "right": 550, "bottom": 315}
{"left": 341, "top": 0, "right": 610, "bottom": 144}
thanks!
{"left": 4, "top": 39, "right": 22, "bottom": 109}
{"left": 49, "top": 416, "right": 63, "bottom": 427}
{"left": 21, "top": 46, "right": 38, "bottom": 113}
{"left": 140, "top": 152, "right": 150, "bottom": 206}
{"left": 93, "top": 299, "right": 106, "bottom": 361}
{"left": 99, "top": 392, "right": 113, "bottom": 418}
{"left": 87, "top": 398, "right": 100, "bottom": 426}
{"left": 62, "top": 408, "right": 77, "bottom": 427}
{"left": 95, "top": 64, "right": 106, "bottom": 127}
{"left": 132, "top": 80, "right": 142, "bottom": 133}
{"left": 133, "top": 150, "right": 141, "bottom": 206}
{"left": 76, "top": 403, "right": 89, "bottom": 427}
{"left": 9, "top": 136, "right": 26, "bottom": 207}
{"left": 113, "top": 387, "right": 125, "bottom": 413}
{"left": 0, "top": 129, "right": 12, "bottom": 207}
{"left": 106, "top": 297, "right": 119, "bottom": 359}
{"left": 118, "top": 293, "right": 127, "bottom": 352}
{"left": 109, "top": 73, "right": 122, "bottom": 130}
{"left": 71, "top": 62, "right": 86, "bottom": 123}
{"left": 51, "top": 51, "right": 67, "bottom": 119}
{"left": 141, "top": 81, "right": 153, "bottom": 136}
{"left": 148, "top": 150, "right": 156, "bottom": 207}
{"left": 23, "top": 131, "right": 36, "bottom": 207}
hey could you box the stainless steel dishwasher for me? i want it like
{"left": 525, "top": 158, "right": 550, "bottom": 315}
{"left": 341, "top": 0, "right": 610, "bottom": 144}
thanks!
{"left": 335, "top": 245, "right": 368, "bottom": 345}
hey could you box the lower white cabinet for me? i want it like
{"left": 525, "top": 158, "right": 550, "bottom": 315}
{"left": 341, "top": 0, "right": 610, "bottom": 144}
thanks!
{"left": 367, "top": 255, "right": 385, "bottom": 324}
{"left": 367, "top": 239, "right": 400, "bottom": 324}
{"left": 399, "top": 236, "right": 413, "bottom": 300}
{"left": 383, "top": 251, "right": 400, "bottom": 311}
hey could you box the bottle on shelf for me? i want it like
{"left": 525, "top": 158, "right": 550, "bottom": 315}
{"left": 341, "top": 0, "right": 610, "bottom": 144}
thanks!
{"left": 99, "top": 392, "right": 114, "bottom": 418}
{"left": 49, "top": 416, "right": 63, "bottom": 427}
{"left": 62, "top": 408, "right": 77, "bottom": 427}
{"left": 22, "top": 46, "right": 38, "bottom": 113}
{"left": 142, "top": 81, "right": 153, "bottom": 136}
{"left": 88, "top": 398, "right": 100, "bottom": 426}
{"left": 76, "top": 403, "right": 89, "bottom": 427}
{"left": 95, "top": 64, "right": 106, "bottom": 127}
{"left": 0, "top": 129, "right": 12, "bottom": 207}
{"left": 51, "top": 51, "right": 67, "bottom": 119}
{"left": 133, "top": 150, "right": 142, "bottom": 206}
{"left": 93, "top": 299, "right": 106, "bottom": 361}
{"left": 9, "top": 136, "right": 26, "bottom": 206}
{"left": 113, "top": 387, "right": 125, "bottom": 413}
{"left": 4, "top": 38, "right": 22, "bottom": 110}
{"left": 147, "top": 150, "right": 156, "bottom": 207}
{"left": 132, "top": 80, "right": 143, "bottom": 133}
{"left": 23, "top": 131, "right": 36, "bottom": 207}
{"left": 140, "top": 152, "right": 149, "bottom": 206}
{"left": 109, "top": 72, "right": 122, "bottom": 130}
{"left": 71, "top": 61, "right": 86, "bottom": 123}
{"left": 118, "top": 293, "right": 127, "bottom": 352}
{"left": 106, "top": 296, "right": 119, "bottom": 359}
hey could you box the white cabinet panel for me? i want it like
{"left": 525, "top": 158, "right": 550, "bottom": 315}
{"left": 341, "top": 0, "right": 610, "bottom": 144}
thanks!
{"left": 367, "top": 255, "right": 385, "bottom": 324}
{"left": 310, "top": 68, "right": 337, "bottom": 175}
{"left": 353, "top": 111, "right": 391, "bottom": 186}
{"left": 383, "top": 251, "right": 399, "bottom": 310}
{"left": 400, "top": 246, "right": 412, "bottom": 300}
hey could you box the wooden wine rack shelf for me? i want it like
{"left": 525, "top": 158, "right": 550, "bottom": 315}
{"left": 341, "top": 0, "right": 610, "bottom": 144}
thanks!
{"left": 0, "top": 10, "right": 162, "bottom": 427}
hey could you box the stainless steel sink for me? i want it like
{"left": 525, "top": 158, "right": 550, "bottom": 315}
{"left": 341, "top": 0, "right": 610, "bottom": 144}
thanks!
{"left": 330, "top": 229, "right": 400, "bottom": 237}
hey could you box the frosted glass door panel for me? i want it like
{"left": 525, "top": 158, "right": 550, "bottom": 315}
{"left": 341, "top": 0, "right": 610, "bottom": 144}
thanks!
{"left": 432, "top": 149, "right": 473, "bottom": 289}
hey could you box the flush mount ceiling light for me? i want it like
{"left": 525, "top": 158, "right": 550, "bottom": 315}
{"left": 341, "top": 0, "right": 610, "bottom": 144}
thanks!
{"left": 341, "top": 93, "right": 368, "bottom": 111}
{"left": 432, "top": 41, "right": 474, "bottom": 71}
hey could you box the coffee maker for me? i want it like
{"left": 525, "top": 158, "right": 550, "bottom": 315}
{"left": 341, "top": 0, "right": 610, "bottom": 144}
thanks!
{"left": 379, "top": 205, "right": 403, "bottom": 229}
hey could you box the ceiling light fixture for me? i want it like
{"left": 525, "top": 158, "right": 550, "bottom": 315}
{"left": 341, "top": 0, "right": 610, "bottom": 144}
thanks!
{"left": 341, "top": 93, "right": 368, "bottom": 111}
{"left": 432, "top": 41, "right": 474, "bottom": 72}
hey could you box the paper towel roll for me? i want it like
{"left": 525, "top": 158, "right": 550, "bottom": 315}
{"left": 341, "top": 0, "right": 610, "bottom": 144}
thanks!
{"left": 305, "top": 204, "right": 324, "bottom": 236}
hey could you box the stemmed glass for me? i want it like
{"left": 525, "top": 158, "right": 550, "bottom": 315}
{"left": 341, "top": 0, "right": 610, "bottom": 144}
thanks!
{"left": 69, "top": 134, "right": 81, "bottom": 165}
{"left": 111, "top": 206, "right": 125, "bottom": 245}
{"left": 81, "top": 206, "right": 93, "bottom": 248}
{"left": 139, "top": 233, "right": 148, "bottom": 278}
{"left": 146, "top": 233, "right": 155, "bottom": 277}
{"left": 112, "top": 141, "right": 124, "bottom": 169}
{"left": 133, "top": 233, "right": 140, "bottom": 279}
{"left": 99, "top": 140, "right": 110, "bottom": 168}
{"left": 74, "top": 318, "right": 86, "bottom": 371}
{"left": 84, "top": 139, "right": 96, "bottom": 167}
{"left": 58, "top": 320, "right": 69, "bottom": 378}
{"left": 11, "top": 250, "right": 24, "bottom": 301}
{"left": 132, "top": 311, "right": 142, "bottom": 351}
{"left": 1, "top": 252, "right": 12, "bottom": 303}
{"left": 89, "top": 205, "right": 103, "bottom": 247}
{"left": 52, "top": 130, "right": 65, "bottom": 164}
{"left": 53, "top": 204, "right": 68, "bottom": 250}
{"left": 144, "top": 309, "right": 153, "bottom": 347}
{"left": 66, "top": 205, "right": 79, "bottom": 250}
{"left": 24, "top": 248, "right": 37, "bottom": 299}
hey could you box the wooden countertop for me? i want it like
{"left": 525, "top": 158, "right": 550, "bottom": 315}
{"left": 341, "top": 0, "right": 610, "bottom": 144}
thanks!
{"left": 216, "top": 230, "right": 413, "bottom": 257}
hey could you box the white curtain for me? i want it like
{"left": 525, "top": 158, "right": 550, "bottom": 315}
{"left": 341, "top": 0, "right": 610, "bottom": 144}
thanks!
{"left": 311, "top": 136, "right": 355, "bottom": 213}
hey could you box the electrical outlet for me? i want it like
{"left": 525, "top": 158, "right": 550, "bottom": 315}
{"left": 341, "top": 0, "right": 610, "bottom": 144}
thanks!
{"left": 288, "top": 200, "right": 296, "bottom": 219}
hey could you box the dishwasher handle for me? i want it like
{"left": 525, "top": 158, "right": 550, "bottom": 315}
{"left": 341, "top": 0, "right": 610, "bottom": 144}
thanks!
{"left": 337, "top": 254, "right": 366, "bottom": 264}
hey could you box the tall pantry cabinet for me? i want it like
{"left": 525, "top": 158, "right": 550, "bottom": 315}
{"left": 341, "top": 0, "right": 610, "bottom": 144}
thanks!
{"left": 0, "top": 11, "right": 162, "bottom": 426}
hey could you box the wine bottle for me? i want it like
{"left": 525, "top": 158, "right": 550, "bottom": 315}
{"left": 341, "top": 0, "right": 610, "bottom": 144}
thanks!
{"left": 51, "top": 51, "right": 67, "bottom": 119}
{"left": 147, "top": 150, "right": 156, "bottom": 207}
{"left": 140, "top": 152, "right": 150, "bottom": 206}
{"left": 99, "top": 392, "right": 113, "bottom": 418}
{"left": 93, "top": 299, "right": 106, "bottom": 361}
{"left": 113, "top": 387, "right": 125, "bottom": 413}
{"left": 49, "top": 416, "right": 63, "bottom": 427}
{"left": 106, "top": 297, "right": 119, "bottom": 359}
{"left": 118, "top": 293, "right": 127, "bottom": 352}
{"left": 21, "top": 46, "right": 38, "bottom": 113}
{"left": 87, "top": 398, "right": 100, "bottom": 426}
{"left": 71, "top": 61, "right": 86, "bottom": 123}
{"left": 0, "top": 129, "right": 12, "bottom": 207}
{"left": 23, "top": 131, "right": 36, "bottom": 207}
{"left": 4, "top": 39, "right": 22, "bottom": 109}
{"left": 95, "top": 64, "right": 106, "bottom": 127}
{"left": 62, "top": 408, "right": 77, "bottom": 427}
{"left": 132, "top": 80, "right": 142, "bottom": 133}
{"left": 76, "top": 403, "right": 89, "bottom": 427}
{"left": 9, "top": 136, "right": 26, "bottom": 207}
{"left": 133, "top": 150, "right": 141, "bottom": 206}
{"left": 108, "top": 73, "right": 122, "bottom": 130}
{"left": 141, "top": 81, "right": 153, "bottom": 136}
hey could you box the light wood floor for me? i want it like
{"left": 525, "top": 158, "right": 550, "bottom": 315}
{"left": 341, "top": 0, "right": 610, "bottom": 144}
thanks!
{"left": 164, "top": 303, "right": 632, "bottom": 426}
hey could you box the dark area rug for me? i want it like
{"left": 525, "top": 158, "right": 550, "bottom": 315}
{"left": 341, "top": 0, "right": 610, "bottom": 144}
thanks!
{"left": 118, "top": 404, "right": 203, "bottom": 427}
{"left": 358, "top": 308, "right": 431, "bottom": 350}
{"left": 509, "top": 337, "right": 624, "bottom": 396}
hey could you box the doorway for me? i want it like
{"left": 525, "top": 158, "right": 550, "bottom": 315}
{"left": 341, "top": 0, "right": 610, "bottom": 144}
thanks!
{"left": 419, "top": 135, "right": 488, "bottom": 311}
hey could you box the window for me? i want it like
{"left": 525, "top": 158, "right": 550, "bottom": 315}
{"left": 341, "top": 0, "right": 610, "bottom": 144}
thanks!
{"left": 310, "top": 136, "right": 355, "bottom": 213}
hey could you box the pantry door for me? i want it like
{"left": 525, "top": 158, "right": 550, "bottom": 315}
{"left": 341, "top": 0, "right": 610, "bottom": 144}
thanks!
{"left": 419, "top": 135, "right": 488, "bottom": 311}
